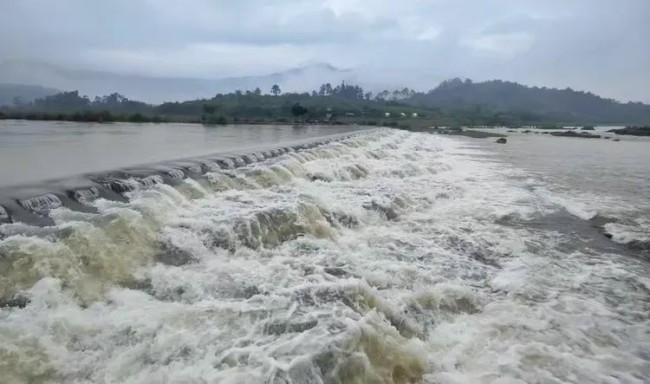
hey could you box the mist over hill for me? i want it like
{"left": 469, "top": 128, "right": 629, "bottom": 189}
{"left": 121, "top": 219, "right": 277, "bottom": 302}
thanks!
{"left": 0, "top": 84, "right": 60, "bottom": 106}
{"left": 1, "top": 59, "right": 649, "bottom": 125}
{"left": 0, "top": 60, "right": 353, "bottom": 104}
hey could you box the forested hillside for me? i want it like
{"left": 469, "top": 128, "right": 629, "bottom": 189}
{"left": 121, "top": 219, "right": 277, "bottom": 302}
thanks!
{"left": 406, "top": 78, "right": 650, "bottom": 124}
{"left": 2, "top": 79, "right": 650, "bottom": 126}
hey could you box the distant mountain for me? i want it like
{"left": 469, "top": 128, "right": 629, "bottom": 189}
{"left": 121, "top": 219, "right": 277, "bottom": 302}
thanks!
{"left": 407, "top": 78, "right": 650, "bottom": 124}
{"left": 3, "top": 60, "right": 648, "bottom": 124}
{"left": 0, "top": 84, "right": 60, "bottom": 106}
{"left": 0, "top": 60, "right": 352, "bottom": 104}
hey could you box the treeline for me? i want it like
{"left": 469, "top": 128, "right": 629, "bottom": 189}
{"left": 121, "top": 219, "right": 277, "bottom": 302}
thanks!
{"left": 2, "top": 79, "right": 649, "bottom": 126}
{"left": 0, "top": 110, "right": 165, "bottom": 123}
{"left": 0, "top": 91, "right": 166, "bottom": 123}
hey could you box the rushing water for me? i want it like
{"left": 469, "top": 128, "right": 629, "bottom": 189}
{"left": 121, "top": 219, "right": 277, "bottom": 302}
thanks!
{"left": 0, "top": 128, "right": 648, "bottom": 383}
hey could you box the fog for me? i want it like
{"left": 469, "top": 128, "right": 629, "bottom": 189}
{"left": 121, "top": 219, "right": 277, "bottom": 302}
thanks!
{"left": 1, "top": 0, "right": 648, "bottom": 102}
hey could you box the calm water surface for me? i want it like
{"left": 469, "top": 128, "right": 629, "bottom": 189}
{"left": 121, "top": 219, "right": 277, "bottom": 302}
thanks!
{"left": 0, "top": 120, "right": 361, "bottom": 187}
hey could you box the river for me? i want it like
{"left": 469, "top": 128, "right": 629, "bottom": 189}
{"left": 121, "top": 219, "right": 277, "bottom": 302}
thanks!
{"left": 0, "top": 120, "right": 361, "bottom": 188}
{"left": 0, "top": 124, "right": 648, "bottom": 383}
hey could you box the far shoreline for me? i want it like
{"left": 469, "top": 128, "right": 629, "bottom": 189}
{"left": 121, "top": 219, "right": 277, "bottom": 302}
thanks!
{"left": 3, "top": 117, "right": 650, "bottom": 138}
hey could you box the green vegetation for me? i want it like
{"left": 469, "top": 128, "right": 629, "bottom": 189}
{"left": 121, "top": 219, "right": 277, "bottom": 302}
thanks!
{"left": 409, "top": 78, "right": 650, "bottom": 125}
{"left": 1, "top": 79, "right": 649, "bottom": 128}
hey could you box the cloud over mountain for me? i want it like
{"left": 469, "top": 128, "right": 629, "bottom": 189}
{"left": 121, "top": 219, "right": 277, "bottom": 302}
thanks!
{"left": 1, "top": 0, "right": 648, "bottom": 102}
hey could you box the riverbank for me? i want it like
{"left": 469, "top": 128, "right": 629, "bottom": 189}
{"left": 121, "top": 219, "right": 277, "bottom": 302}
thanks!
{"left": 607, "top": 126, "right": 650, "bottom": 136}
{"left": 431, "top": 127, "right": 506, "bottom": 138}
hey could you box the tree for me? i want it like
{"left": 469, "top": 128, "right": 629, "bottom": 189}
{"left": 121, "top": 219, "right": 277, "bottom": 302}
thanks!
{"left": 291, "top": 102, "right": 308, "bottom": 117}
{"left": 254, "top": 87, "right": 262, "bottom": 96}
{"left": 202, "top": 104, "right": 216, "bottom": 114}
{"left": 375, "top": 90, "right": 390, "bottom": 101}
{"left": 271, "top": 84, "right": 281, "bottom": 96}
{"left": 364, "top": 92, "right": 373, "bottom": 101}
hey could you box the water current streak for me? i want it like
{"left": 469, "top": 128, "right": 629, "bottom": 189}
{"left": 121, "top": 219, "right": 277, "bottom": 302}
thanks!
{"left": 1, "top": 129, "right": 648, "bottom": 383}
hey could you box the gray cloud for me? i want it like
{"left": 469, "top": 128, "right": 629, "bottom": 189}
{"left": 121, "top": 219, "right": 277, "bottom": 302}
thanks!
{"left": 1, "top": 0, "right": 648, "bottom": 102}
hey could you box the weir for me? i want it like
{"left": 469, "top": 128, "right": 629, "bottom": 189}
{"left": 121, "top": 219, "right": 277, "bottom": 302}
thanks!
{"left": 0, "top": 129, "right": 375, "bottom": 226}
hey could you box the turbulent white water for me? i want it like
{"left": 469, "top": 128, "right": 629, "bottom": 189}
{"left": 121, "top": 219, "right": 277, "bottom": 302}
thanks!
{"left": 1, "top": 129, "right": 649, "bottom": 383}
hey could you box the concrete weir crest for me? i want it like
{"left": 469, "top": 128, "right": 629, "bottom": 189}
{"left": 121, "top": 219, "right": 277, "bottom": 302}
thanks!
{"left": 0, "top": 129, "right": 376, "bottom": 225}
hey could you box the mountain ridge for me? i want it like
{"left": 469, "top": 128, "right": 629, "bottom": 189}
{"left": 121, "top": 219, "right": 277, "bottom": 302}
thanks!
{"left": 405, "top": 78, "right": 650, "bottom": 124}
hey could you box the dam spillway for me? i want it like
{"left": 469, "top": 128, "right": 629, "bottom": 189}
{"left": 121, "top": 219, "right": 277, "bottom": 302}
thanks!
{"left": 1, "top": 123, "right": 648, "bottom": 383}
{"left": 0, "top": 127, "right": 373, "bottom": 225}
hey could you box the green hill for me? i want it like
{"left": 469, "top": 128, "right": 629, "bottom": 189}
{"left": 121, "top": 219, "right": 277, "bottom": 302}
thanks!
{"left": 407, "top": 78, "right": 650, "bottom": 125}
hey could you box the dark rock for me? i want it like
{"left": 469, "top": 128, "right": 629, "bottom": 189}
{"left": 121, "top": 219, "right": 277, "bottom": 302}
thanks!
{"left": 470, "top": 251, "right": 501, "bottom": 269}
{"left": 323, "top": 267, "right": 350, "bottom": 277}
{"left": 550, "top": 131, "right": 601, "bottom": 139}
{"left": 363, "top": 201, "right": 399, "bottom": 221}
{"left": 495, "top": 138, "right": 507, "bottom": 144}
{"left": 264, "top": 319, "right": 318, "bottom": 335}
{"left": 125, "top": 278, "right": 154, "bottom": 294}
{"left": 155, "top": 243, "right": 196, "bottom": 266}
{"left": 241, "top": 286, "right": 262, "bottom": 299}
{"left": 309, "top": 173, "right": 333, "bottom": 182}
{"left": 581, "top": 126, "right": 595, "bottom": 130}
{"left": 0, "top": 296, "right": 29, "bottom": 308}
{"left": 322, "top": 211, "right": 359, "bottom": 228}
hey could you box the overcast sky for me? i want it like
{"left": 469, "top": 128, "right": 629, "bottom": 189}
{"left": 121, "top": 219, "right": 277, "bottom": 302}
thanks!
{"left": 1, "top": 0, "right": 649, "bottom": 102}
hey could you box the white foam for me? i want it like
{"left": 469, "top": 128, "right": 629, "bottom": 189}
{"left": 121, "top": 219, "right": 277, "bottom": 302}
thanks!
{"left": 1, "top": 129, "right": 649, "bottom": 383}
